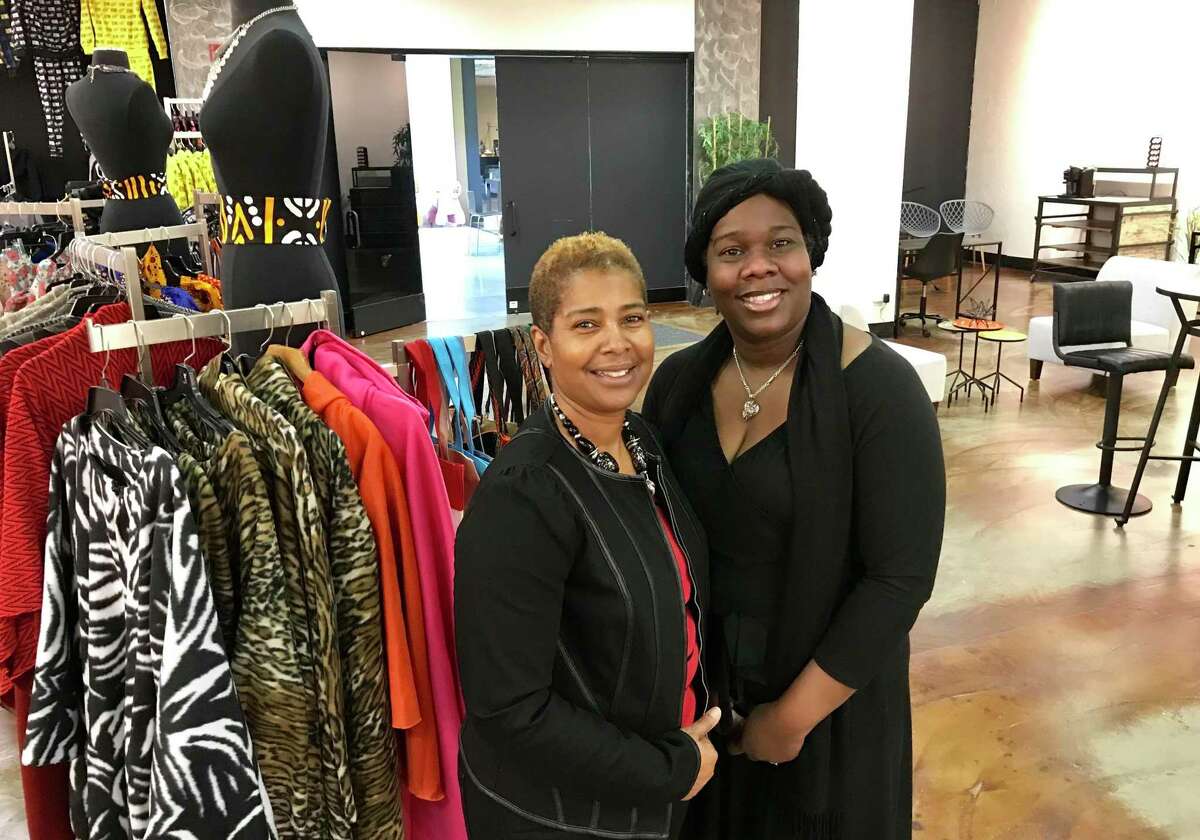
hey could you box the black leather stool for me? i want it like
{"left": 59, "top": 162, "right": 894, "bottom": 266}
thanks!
{"left": 1051, "top": 280, "right": 1195, "bottom": 516}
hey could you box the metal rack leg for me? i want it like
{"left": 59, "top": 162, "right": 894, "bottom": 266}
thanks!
{"left": 1117, "top": 330, "right": 1190, "bottom": 525}
{"left": 1171, "top": 380, "right": 1200, "bottom": 503}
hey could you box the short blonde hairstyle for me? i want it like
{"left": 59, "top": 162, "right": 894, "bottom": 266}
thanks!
{"left": 529, "top": 232, "right": 647, "bottom": 332}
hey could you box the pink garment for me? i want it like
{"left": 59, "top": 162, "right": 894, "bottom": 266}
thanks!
{"left": 301, "top": 330, "right": 467, "bottom": 840}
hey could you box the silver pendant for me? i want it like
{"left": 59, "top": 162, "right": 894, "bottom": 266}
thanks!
{"left": 742, "top": 399, "right": 761, "bottom": 421}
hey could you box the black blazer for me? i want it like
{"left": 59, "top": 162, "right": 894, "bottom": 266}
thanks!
{"left": 455, "top": 403, "right": 711, "bottom": 839}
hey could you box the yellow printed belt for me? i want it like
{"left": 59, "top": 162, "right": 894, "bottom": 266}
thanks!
{"left": 102, "top": 172, "right": 169, "bottom": 200}
{"left": 220, "top": 194, "right": 333, "bottom": 246}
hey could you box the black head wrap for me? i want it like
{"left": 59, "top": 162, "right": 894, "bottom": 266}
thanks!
{"left": 684, "top": 158, "right": 833, "bottom": 286}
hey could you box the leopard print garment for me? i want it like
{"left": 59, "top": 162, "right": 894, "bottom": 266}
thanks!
{"left": 165, "top": 399, "right": 315, "bottom": 837}
{"left": 198, "top": 360, "right": 356, "bottom": 839}
{"left": 248, "top": 355, "right": 403, "bottom": 840}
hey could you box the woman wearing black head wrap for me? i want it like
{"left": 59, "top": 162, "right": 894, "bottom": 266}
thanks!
{"left": 643, "top": 159, "right": 945, "bottom": 839}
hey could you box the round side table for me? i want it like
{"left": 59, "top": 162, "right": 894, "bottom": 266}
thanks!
{"left": 938, "top": 320, "right": 992, "bottom": 407}
{"left": 979, "top": 329, "right": 1027, "bottom": 407}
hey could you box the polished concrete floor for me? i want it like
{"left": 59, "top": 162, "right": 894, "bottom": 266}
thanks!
{"left": 2, "top": 265, "right": 1197, "bottom": 838}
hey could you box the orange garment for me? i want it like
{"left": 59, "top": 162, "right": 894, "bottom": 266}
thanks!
{"left": 303, "top": 370, "right": 444, "bottom": 802}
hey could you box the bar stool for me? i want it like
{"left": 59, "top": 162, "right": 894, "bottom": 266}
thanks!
{"left": 1116, "top": 278, "right": 1200, "bottom": 526}
{"left": 1051, "top": 281, "right": 1194, "bottom": 517}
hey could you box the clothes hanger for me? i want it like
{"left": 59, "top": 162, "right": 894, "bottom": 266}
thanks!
{"left": 161, "top": 312, "right": 236, "bottom": 436}
{"left": 120, "top": 320, "right": 182, "bottom": 450}
{"left": 85, "top": 325, "right": 152, "bottom": 450}
{"left": 235, "top": 303, "right": 275, "bottom": 376}
{"left": 70, "top": 241, "right": 122, "bottom": 316}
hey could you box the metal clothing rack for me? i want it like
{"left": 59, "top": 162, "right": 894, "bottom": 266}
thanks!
{"left": 2, "top": 131, "right": 16, "bottom": 198}
{"left": 83, "top": 220, "right": 215, "bottom": 278}
{"left": 87, "top": 292, "right": 342, "bottom": 357}
{"left": 0, "top": 198, "right": 107, "bottom": 232}
{"left": 389, "top": 335, "right": 477, "bottom": 384}
{"left": 164, "top": 98, "right": 204, "bottom": 142}
{"left": 75, "top": 225, "right": 343, "bottom": 383}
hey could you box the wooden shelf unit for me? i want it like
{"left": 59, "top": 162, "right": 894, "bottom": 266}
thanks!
{"left": 1031, "top": 167, "right": 1178, "bottom": 282}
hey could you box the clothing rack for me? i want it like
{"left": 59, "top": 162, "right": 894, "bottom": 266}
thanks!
{"left": 1, "top": 131, "right": 16, "bottom": 197}
{"left": 84, "top": 220, "right": 214, "bottom": 277}
{"left": 87, "top": 291, "right": 342, "bottom": 356}
{"left": 194, "top": 190, "right": 220, "bottom": 213}
{"left": 389, "top": 335, "right": 478, "bottom": 383}
{"left": 69, "top": 236, "right": 155, "bottom": 379}
{"left": 0, "top": 198, "right": 107, "bottom": 232}
{"left": 164, "top": 98, "right": 204, "bottom": 141}
{"left": 73, "top": 223, "right": 215, "bottom": 379}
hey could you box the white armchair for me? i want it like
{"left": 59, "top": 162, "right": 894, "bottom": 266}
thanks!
{"left": 1028, "top": 257, "right": 1200, "bottom": 379}
{"left": 820, "top": 292, "right": 948, "bottom": 403}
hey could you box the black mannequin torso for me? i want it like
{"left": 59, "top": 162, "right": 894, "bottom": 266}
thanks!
{"left": 201, "top": 6, "right": 338, "bottom": 317}
{"left": 66, "top": 49, "right": 185, "bottom": 238}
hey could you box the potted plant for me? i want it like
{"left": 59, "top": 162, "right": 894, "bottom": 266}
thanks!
{"left": 696, "top": 112, "right": 779, "bottom": 182}
{"left": 392, "top": 124, "right": 413, "bottom": 168}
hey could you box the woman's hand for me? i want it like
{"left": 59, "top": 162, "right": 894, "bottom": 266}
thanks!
{"left": 681, "top": 707, "right": 722, "bottom": 800}
{"left": 729, "top": 701, "right": 808, "bottom": 765}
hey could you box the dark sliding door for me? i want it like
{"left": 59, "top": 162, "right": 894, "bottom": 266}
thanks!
{"left": 496, "top": 54, "right": 690, "bottom": 309}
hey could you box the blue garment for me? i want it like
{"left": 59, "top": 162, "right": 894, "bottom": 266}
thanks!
{"left": 161, "top": 286, "right": 199, "bottom": 311}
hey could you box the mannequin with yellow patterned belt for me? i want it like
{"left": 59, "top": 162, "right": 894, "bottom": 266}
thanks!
{"left": 201, "top": 1, "right": 339, "bottom": 336}
{"left": 66, "top": 48, "right": 186, "bottom": 250}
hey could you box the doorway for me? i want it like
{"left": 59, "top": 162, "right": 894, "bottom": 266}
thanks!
{"left": 326, "top": 50, "right": 691, "bottom": 333}
{"left": 407, "top": 55, "right": 507, "bottom": 323}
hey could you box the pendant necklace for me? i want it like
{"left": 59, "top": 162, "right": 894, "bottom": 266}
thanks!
{"left": 732, "top": 340, "right": 804, "bottom": 422}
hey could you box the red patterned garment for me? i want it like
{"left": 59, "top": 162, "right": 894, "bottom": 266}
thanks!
{"left": 0, "top": 303, "right": 222, "bottom": 688}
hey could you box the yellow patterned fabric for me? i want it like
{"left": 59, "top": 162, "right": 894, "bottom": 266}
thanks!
{"left": 220, "top": 195, "right": 333, "bottom": 246}
{"left": 79, "top": 0, "right": 168, "bottom": 88}
{"left": 182, "top": 274, "right": 224, "bottom": 312}
{"left": 140, "top": 243, "right": 167, "bottom": 299}
{"left": 102, "top": 171, "right": 168, "bottom": 200}
{"left": 166, "top": 149, "right": 217, "bottom": 211}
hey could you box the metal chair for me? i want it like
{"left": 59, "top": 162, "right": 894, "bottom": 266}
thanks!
{"left": 900, "top": 201, "right": 942, "bottom": 238}
{"left": 941, "top": 199, "right": 995, "bottom": 267}
{"left": 898, "top": 232, "right": 964, "bottom": 337}
{"left": 1052, "top": 280, "right": 1195, "bottom": 517}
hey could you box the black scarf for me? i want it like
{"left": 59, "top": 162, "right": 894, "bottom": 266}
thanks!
{"left": 644, "top": 293, "right": 851, "bottom": 824}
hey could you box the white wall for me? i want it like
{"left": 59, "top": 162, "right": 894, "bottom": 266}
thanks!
{"left": 795, "top": 0, "right": 915, "bottom": 323}
{"left": 328, "top": 52, "right": 410, "bottom": 204}
{"left": 295, "top": 0, "right": 694, "bottom": 52}
{"left": 450, "top": 60, "right": 470, "bottom": 205}
{"left": 968, "top": 0, "right": 1200, "bottom": 261}
{"left": 406, "top": 55, "right": 461, "bottom": 222}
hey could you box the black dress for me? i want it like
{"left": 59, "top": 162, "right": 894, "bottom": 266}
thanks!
{"left": 645, "top": 305, "right": 945, "bottom": 840}
{"left": 675, "top": 395, "right": 805, "bottom": 838}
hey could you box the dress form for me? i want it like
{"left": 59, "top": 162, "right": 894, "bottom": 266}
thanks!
{"left": 201, "top": 5, "right": 339, "bottom": 328}
{"left": 66, "top": 48, "right": 186, "bottom": 247}
{"left": 231, "top": 0, "right": 292, "bottom": 25}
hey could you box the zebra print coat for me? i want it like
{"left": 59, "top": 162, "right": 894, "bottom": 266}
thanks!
{"left": 21, "top": 414, "right": 276, "bottom": 839}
